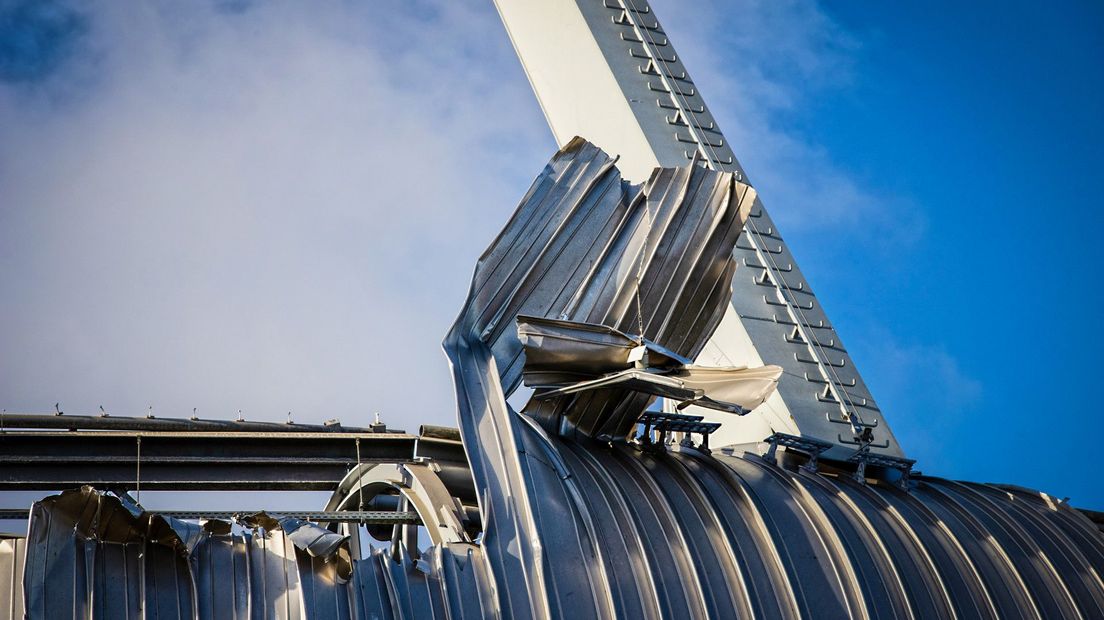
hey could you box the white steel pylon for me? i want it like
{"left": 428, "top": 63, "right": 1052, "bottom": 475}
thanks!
{"left": 494, "top": 0, "right": 904, "bottom": 459}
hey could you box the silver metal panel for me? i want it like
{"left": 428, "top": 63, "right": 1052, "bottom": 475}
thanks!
{"left": 443, "top": 137, "right": 754, "bottom": 618}
{"left": 432, "top": 140, "right": 1104, "bottom": 617}
{"left": 0, "top": 537, "right": 24, "bottom": 620}
{"left": 12, "top": 465, "right": 1103, "bottom": 618}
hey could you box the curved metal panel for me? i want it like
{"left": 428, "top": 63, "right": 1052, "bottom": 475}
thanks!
{"left": 9, "top": 142, "right": 1103, "bottom": 620}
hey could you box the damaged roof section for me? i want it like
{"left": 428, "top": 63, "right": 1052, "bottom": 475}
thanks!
{"left": 518, "top": 315, "right": 781, "bottom": 416}
{"left": 449, "top": 136, "right": 770, "bottom": 442}
{"left": 441, "top": 138, "right": 1104, "bottom": 618}
{"left": 442, "top": 137, "right": 787, "bottom": 617}
{"left": 21, "top": 487, "right": 355, "bottom": 618}
{"left": 13, "top": 486, "right": 495, "bottom": 620}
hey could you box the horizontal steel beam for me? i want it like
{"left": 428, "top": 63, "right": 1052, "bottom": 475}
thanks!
{"left": 0, "top": 414, "right": 477, "bottom": 497}
{"left": 0, "top": 412, "right": 398, "bottom": 434}
{"left": 0, "top": 429, "right": 418, "bottom": 490}
{"left": 0, "top": 508, "right": 421, "bottom": 524}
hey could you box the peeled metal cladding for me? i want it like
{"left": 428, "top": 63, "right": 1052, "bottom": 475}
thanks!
{"left": 16, "top": 487, "right": 355, "bottom": 618}
{"left": 516, "top": 315, "right": 782, "bottom": 416}
{"left": 443, "top": 137, "right": 776, "bottom": 616}
{"left": 440, "top": 138, "right": 1104, "bottom": 617}
{"left": 7, "top": 141, "right": 1104, "bottom": 618}
{"left": 446, "top": 137, "right": 764, "bottom": 439}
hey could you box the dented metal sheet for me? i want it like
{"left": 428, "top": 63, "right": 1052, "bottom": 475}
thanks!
{"left": 438, "top": 139, "right": 1104, "bottom": 618}
{"left": 443, "top": 137, "right": 760, "bottom": 617}
{"left": 12, "top": 466, "right": 1104, "bottom": 618}
{"left": 0, "top": 536, "right": 25, "bottom": 620}
{"left": 517, "top": 314, "right": 782, "bottom": 415}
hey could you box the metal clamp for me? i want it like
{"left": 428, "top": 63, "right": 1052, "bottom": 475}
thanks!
{"left": 848, "top": 446, "right": 916, "bottom": 490}
{"left": 639, "top": 411, "right": 720, "bottom": 451}
{"left": 762, "top": 432, "right": 832, "bottom": 472}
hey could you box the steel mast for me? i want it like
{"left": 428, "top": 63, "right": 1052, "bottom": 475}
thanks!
{"left": 494, "top": 0, "right": 904, "bottom": 459}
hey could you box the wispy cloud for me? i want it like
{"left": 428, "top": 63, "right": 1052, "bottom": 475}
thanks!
{"left": 652, "top": 0, "right": 925, "bottom": 249}
{"left": 1, "top": 0, "right": 939, "bottom": 433}
{"left": 847, "top": 324, "right": 983, "bottom": 462}
{"left": 0, "top": 0, "right": 551, "bottom": 428}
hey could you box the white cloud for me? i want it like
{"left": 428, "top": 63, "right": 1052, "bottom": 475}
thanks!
{"left": 0, "top": 0, "right": 552, "bottom": 428}
{"left": 0, "top": 0, "right": 938, "bottom": 436}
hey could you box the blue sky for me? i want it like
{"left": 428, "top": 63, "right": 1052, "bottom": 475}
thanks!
{"left": 751, "top": 1, "right": 1104, "bottom": 505}
{"left": 1, "top": 0, "right": 1101, "bottom": 507}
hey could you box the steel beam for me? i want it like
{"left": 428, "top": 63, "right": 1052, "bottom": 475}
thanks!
{"left": 0, "top": 508, "right": 420, "bottom": 524}
{"left": 0, "top": 429, "right": 418, "bottom": 491}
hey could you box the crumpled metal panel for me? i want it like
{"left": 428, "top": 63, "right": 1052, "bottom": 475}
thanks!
{"left": 455, "top": 138, "right": 755, "bottom": 439}
{"left": 443, "top": 137, "right": 758, "bottom": 618}
{"left": 439, "top": 139, "right": 1104, "bottom": 618}
{"left": 20, "top": 486, "right": 188, "bottom": 618}
{"left": 15, "top": 487, "right": 495, "bottom": 620}
{"left": 17, "top": 488, "right": 360, "bottom": 620}
{"left": 0, "top": 536, "right": 25, "bottom": 620}
{"left": 516, "top": 315, "right": 781, "bottom": 415}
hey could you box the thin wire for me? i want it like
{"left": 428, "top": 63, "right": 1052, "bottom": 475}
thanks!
{"left": 634, "top": 197, "right": 654, "bottom": 340}
{"left": 355, "top": 437, "right": 365, "bottom": 524}
{"left": 622, "top": 0, "right": 866, "bottom": 433}
{"left": 135, "top": 436, "right": 142, "bottom": 506}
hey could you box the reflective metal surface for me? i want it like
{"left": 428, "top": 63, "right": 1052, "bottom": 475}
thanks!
{"left": 436, "top": 138, "right": 1104, "bottom": 618}
{"left": 5, "top": 141, "right": 1103, "bottom": 618}
{"left": 517, "top": 315, "right": 782, "bottom": 416}
{"left": 0, "top": 536, "right": 25, "bottom": 620}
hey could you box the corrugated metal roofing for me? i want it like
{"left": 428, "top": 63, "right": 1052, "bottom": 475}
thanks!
{"left": 11, "top": 459, "right": 1103, "bottom": 618}
{"left": 0, "top": 536, "right": 25, "bottom": 620}
{"left": 5, "top": 140, "right": 1103, "bottom": 618}
{"left": 12, "top": 486, "right": 495, "bottom": 619}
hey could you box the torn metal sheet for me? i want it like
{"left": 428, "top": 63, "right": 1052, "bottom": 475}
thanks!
{"left": 518, "top": 314, "right": 781, "bottom": 415}
{"left": 444, "top": 137, "right": 759, "bottom": 617}
{"left": 14, "top": 487, "right": 495, "bottom": 619}
{"left": 0, "top": 536, "right": 25, "bottom": 620}
{"left": 239, "top": 513, "right": 350, "bottom": 576}
{"left": 11, "top": 470, "right": 1104, "bottom": 618}
{"left": 439, "top": 139, "right": 1104, "bottom": 618}
{"left": 19, "top": 487, "right": 361, "bottom": 619}
{"left": 517, "top": 314, "right": 690, "bottom": 379}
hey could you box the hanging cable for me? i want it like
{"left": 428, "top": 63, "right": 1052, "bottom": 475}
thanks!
{"left": 634, "top": 195, "right": 654, "bottom": 341}
{"left": 355, "top": 437, "right": 365, "bottom": 524}
{"left": 135, "top": 435, "right": 142, "bottom": 506}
